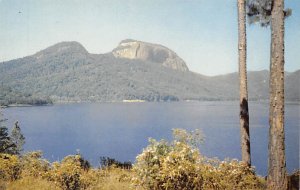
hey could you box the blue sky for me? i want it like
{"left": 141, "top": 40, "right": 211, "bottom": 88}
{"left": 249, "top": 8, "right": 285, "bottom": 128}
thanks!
{"left": 0, "top": 0, "right": 299, "bottom": 75}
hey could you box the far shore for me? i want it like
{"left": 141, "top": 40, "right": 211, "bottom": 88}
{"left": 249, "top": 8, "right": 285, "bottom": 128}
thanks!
{"left": 1, "top": 99, "right": 299, "bottom": 109}
{"left": 1, "top": 103, "right": 53, "bottom": 108}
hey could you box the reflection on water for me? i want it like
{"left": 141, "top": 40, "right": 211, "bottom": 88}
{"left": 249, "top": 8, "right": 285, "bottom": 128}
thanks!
{"left": 3, "top": 101, "right": 299, "bottom": 175}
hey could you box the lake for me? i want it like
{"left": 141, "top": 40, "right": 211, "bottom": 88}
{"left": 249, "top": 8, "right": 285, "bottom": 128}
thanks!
{"left": 3, "top": 101, "right": 299, "bottom": 176}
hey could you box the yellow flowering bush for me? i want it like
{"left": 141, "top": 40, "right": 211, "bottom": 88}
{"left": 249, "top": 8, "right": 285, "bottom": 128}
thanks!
{"left": 0, "top": 153, "right": 21, "bottom": 181}
{"left": 133, "top": 129, "right": 265, "bottom": 190}
{"left": 79, "top": 169, "right": 100, "bottom": 189}
{"left": 159, "top": 142, "right": 203, "bottom": 189}
{"left": 133, "top": 129, "right": 204, "bottom": 189}
{"left": 20, "top": 151, "right": 50, "bottom": 178}
{"left": 200, "top": 158, "right": 266, "bottom": 189}
{"left": 49, "top": 155, "right": 98, "bottom": 190}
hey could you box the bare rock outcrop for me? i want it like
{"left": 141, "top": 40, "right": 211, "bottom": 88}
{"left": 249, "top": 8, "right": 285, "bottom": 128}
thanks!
{"left": 112, "top": 39, "right": 189, "bottom": 72}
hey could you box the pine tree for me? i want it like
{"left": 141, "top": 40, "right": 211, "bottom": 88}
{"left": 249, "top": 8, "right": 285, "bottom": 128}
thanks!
{"left": 0, "top": 109, "right": 15, "bottom": 153}
{"left": 246, "top": 0, "right": 291, "bottom": 189}
{"left": 10, "top": 121, "right": 25, "bottom": 155}
{"left": 237, "top": 0, "right": 251, "bottom": 166}
{"left": 267, "top": 0, "right": 288, "bottom": 188}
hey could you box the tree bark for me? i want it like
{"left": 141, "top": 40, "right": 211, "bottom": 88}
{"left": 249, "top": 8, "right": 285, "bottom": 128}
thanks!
{"left": 237, "top": 0, "right": 251, "bottom": 166}
{"left": 267, "top": 0, "right": 288, "bottom": 189}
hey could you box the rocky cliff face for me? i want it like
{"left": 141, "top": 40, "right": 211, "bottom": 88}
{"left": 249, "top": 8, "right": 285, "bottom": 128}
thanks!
{"left": 112, "top": 39, "right": 189, "bottom": 72}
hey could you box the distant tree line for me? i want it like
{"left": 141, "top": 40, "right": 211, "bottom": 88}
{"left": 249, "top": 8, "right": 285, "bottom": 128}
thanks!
{"left": 0, "top": 85, "right": 52, "bottom": 106}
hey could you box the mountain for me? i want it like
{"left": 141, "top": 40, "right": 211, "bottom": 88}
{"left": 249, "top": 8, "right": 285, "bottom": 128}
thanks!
{"left": 112, "top": 39, "right": 189, "bottom": 72}
{"left": 0, "top": 40, "right": 299, "bottom": 104}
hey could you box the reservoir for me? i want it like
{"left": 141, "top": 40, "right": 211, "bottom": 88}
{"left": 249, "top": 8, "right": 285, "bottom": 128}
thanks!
{"left": 3, "top": 101, "right": 299, "bottom": 175}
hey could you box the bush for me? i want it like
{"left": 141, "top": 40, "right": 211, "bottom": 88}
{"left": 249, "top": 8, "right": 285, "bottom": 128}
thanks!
{"left": 49, "top": 154, "right": 97, "bottom": 190}
{"left": 20, "top": 151, "right": 50, "bottom": 178}
{"left": 133, "top": 129, "right": 265, "bottom": 190}
{"left": 0, "top": 149, "right": 134, "bottom": 190}
{"left": 200, "top": 158, "right": 266, "bottom": 189}
{"left": 0, "top": 153, "right": 21, "bottom": 181}
{"left": 133, "top": 129, "right": 204, "bottom": 189}
{"left": 99, "top": 156, "right": 132, "bottom": 170}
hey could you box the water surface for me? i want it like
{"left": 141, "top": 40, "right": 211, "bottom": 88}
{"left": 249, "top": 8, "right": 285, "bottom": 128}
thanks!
{"left": 3, "top": 101, "right": 299, "bottom": 175}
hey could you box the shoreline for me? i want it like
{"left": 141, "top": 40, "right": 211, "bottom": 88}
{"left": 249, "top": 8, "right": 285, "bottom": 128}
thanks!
{"left": 1, "top": 103, "right": 53, "bottom": 108}
{"left": 1, "top": 99, "right": 299, "bottom": 108}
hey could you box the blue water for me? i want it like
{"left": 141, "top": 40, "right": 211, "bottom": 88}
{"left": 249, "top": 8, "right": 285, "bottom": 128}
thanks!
{"left": 3, "top": 101, "right": 299, "bottom": 176}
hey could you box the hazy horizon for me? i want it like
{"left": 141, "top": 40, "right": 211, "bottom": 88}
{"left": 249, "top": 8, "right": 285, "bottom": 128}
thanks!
{"left": 0, "top": 0, "right": 299, "bottom": 76}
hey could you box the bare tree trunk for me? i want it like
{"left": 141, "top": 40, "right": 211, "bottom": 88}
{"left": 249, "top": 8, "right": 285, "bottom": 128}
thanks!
{"left": 237, "top": 0, "right": 251, "bottom": 166}
{"left": 267, "top": 0, "right": 288, "bottom": 189}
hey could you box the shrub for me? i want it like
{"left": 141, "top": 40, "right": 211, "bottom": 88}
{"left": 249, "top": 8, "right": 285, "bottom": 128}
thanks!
{"left": 200, "top": 158, "right": 266, "bottom": 189}
{"left": 0, "top": 153, "right": 21, "bottom": 181}
{"left": 79, "top": 169, "right": 100, "bottom": 189}
{"left": 99, "top": 156, "right": 132, "bottom": 170}
{"left": 133, "top": 129, "right": 204, "bottom": 189}
{"left": 49, "top": 154, "right": 97, "bottom": 190}
{"left": 20, "top": 151, "right": 50, "bottom": 178}
{"left": 50, "top": 155, "right": 82, "bottom": 190}
{"left": 133, "top": 129, "right": 265, "bottom": 190}
{"left": 159, "top": 141, "right": 203, "bottom": 189}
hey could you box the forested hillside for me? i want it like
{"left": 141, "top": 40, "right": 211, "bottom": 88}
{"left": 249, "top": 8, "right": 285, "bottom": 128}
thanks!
{"left": 0, "top": 86, "right": 52, "bottom": 106}
{"left": 0, "top": 41, "right": 298, "bottom": 104}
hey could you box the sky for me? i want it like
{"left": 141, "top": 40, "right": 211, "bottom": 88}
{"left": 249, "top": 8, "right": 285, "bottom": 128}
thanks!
{"left": 0, "top": 0, "right": 299, "bottom": 76}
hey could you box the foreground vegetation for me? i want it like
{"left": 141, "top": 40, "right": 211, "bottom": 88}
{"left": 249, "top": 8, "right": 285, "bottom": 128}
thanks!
{"left": 0, "top": 152, "right": 133, "bottom": 190}
{"left": 1, "top": 124, "right": 299, "bottom": 190}
{"left": 0, "top": 129, "right": 272, "bottom": 190}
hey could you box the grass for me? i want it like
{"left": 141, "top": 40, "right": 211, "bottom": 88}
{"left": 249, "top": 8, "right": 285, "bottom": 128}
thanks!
{"left": 2, "top": 177, "right": 60, "bottom": 190}
{"left": 90, "top": 169, "right": 133, "bottom": 190}
{"left": 2, "top": 169, "right": 133, "bottom": 190}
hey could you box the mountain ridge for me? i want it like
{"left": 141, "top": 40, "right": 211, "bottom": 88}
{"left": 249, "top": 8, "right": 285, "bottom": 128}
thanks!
{"left": 0, "top": 40, "right": 299, "bottom": 103}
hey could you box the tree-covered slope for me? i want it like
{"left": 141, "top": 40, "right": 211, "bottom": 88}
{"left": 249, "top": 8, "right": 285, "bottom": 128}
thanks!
{"left": 0, "top": 85, "right": 52, "bottom": 106}
{"left": 0, "top": 41, "right": 298, "bottom": 103}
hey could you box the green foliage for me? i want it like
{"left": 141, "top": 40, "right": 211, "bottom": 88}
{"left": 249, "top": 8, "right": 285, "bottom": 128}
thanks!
{"left": 0, "top": 112, "right": 25, "bottom": 155}
{"left": 246, "top": 0, "right": 292, "bottom": 26}
{"left": 0, "top": 126, "right": 14, "bottom": 153}
{"left": 246, "top": 0, "right": 273, "bottom": 26}
{"left": 10, "top": 121, "right": 25, "bottom": 155}
{"left": 0, "top": 112, "right": 16, "bottom": 154}
{"left": 133, "top": 129, "right": 265, "bottom": 190}
{"left": 99, "top": 156, "right": 132, "bottom": 169}
{"left": 0, "top": 85, "right": 52, "bottom": 106}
